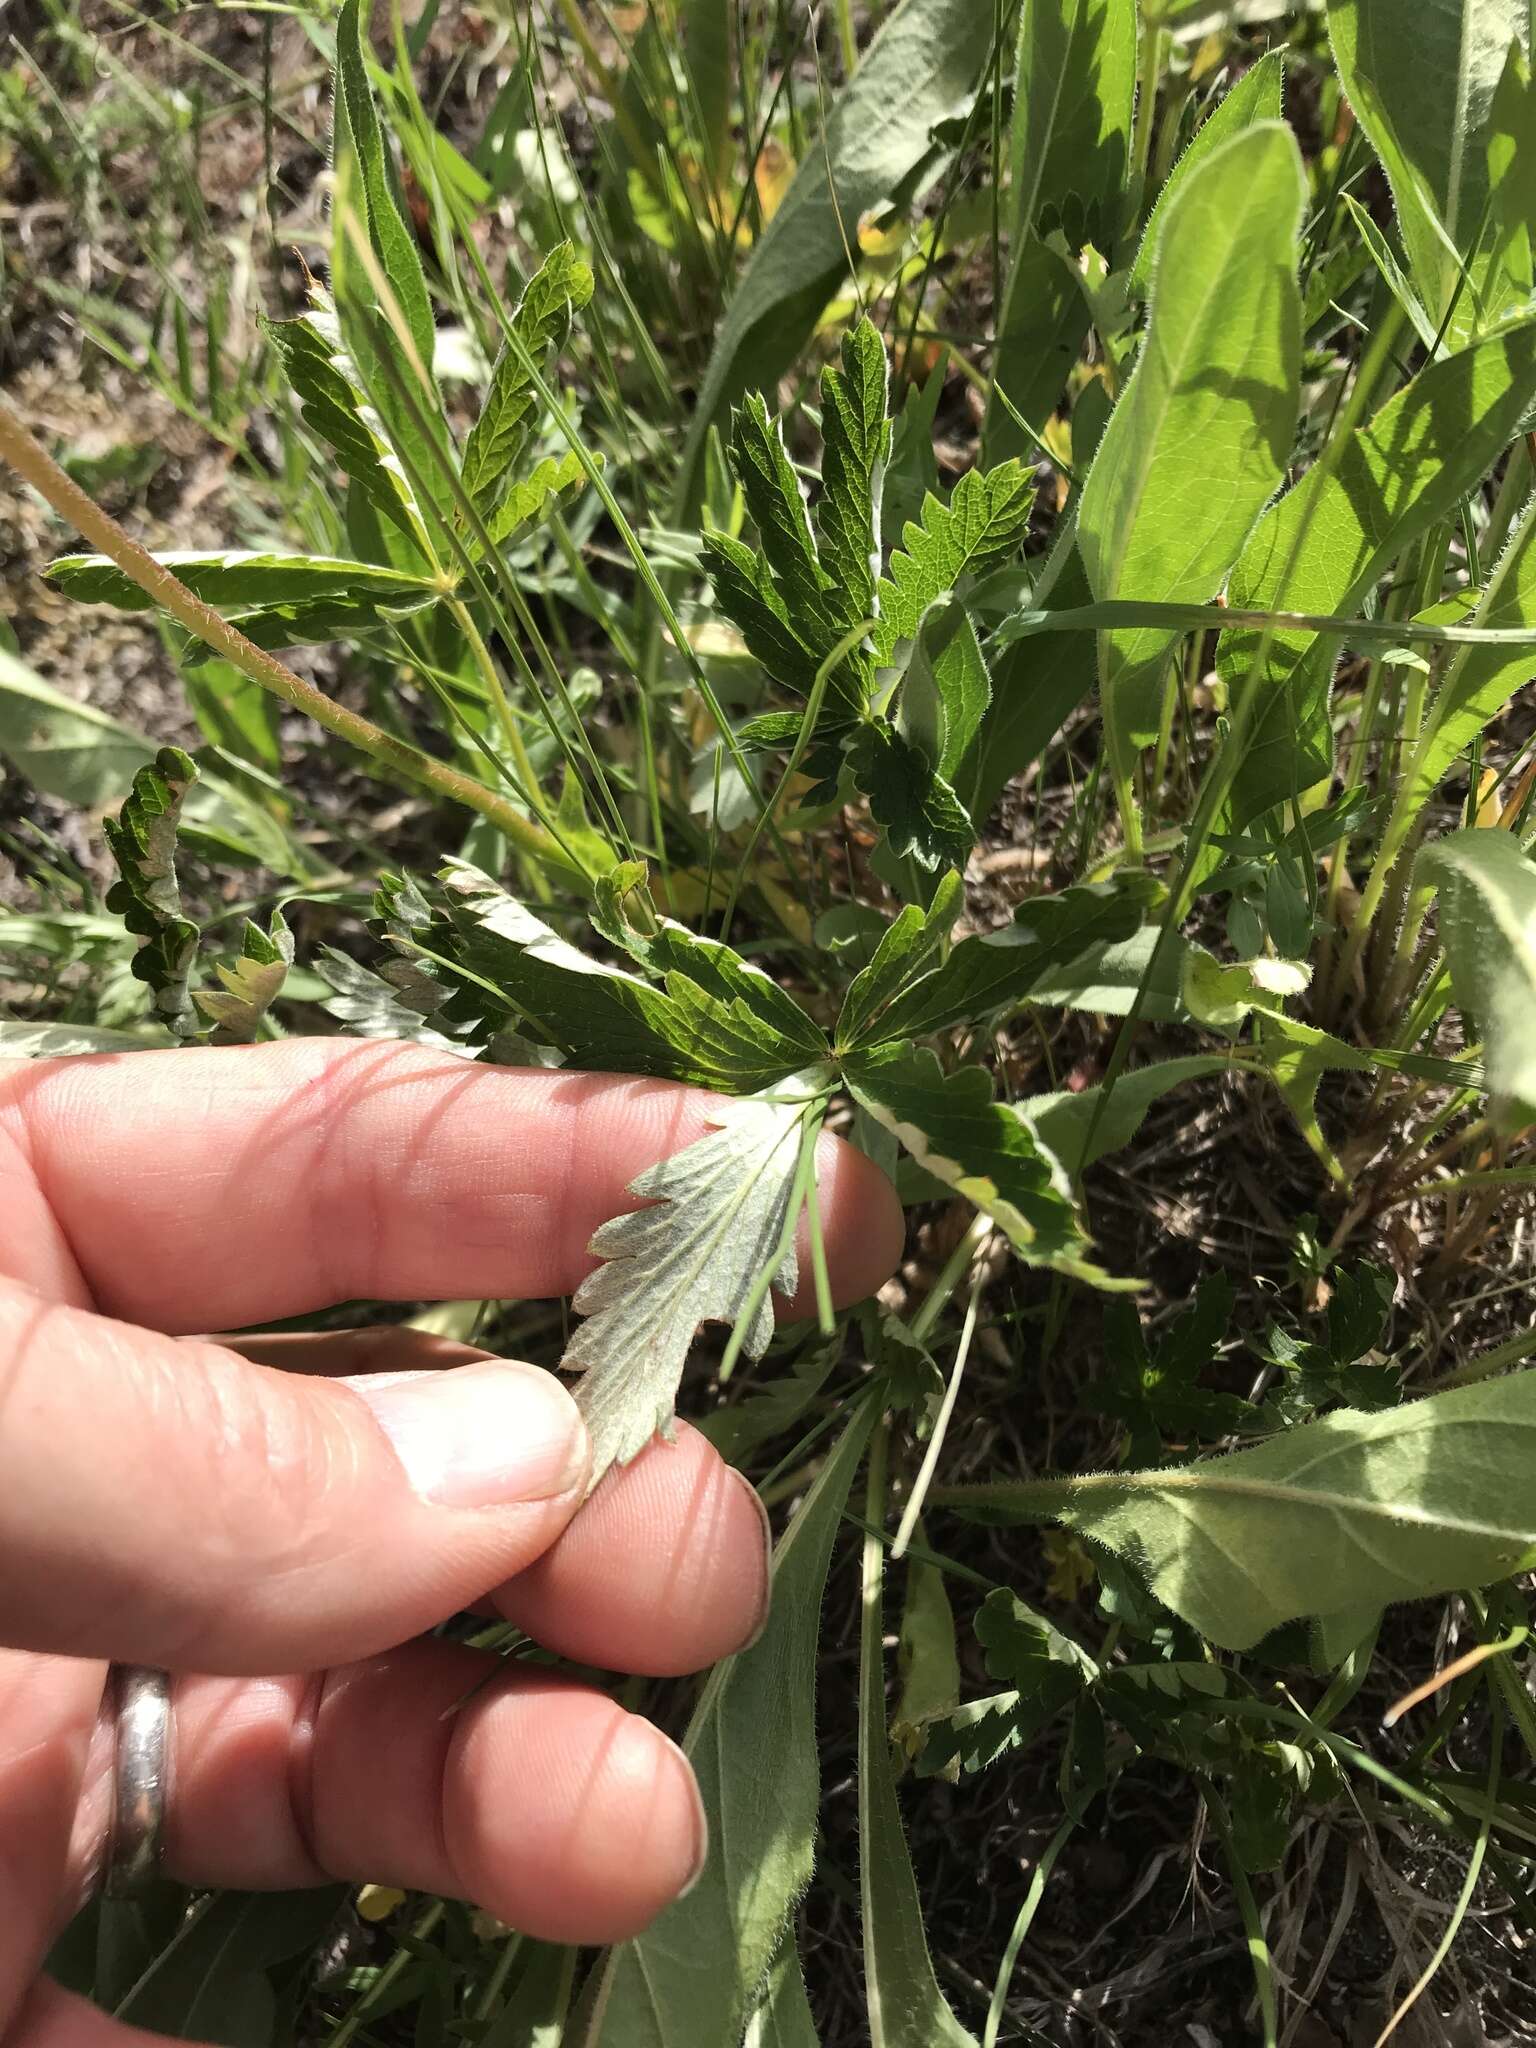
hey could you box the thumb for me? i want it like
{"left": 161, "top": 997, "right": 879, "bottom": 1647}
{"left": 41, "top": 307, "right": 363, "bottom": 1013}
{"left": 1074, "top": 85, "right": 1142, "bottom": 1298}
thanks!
{"left": 0, "top": 1282, "right": 588, "bottom": 1673}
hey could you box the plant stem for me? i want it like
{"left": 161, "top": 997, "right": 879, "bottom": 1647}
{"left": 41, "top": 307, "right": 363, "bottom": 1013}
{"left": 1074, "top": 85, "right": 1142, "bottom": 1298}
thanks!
{"left": 0, "top": 400, "right": 563, "bottom": 870}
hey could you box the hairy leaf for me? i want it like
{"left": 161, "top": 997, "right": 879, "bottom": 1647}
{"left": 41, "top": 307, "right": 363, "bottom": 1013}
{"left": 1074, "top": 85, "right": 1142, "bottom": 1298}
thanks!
{"left": 1222, "top": 317, "right": 1536, "bottom": 825}
{"left": 103, "top": 746, "right": 201, "bottom": 1038}
{"left": 1006, "top": 0, "right": 1138, "bottom": 253}
{"left": 743, "top": 1943, "right": 822, "bottom": 2048}
{"left": 1026, "top": 1053, "right": 1233, "bottom": 1175}
{"left": 1077, "top": 122, "right": 1305, "bottom": 807}
{"left": 560, "top": 1081, "right": 810, "bottom": 1482}
{"left": 1420, "top": 828, "right": 1536, "bottom": 1127}
{"left": 575, "top": 1409, "right": 872, "bottom": 2047}
{"left": 937, "top": 1372, "right": 1536, "bottom": 1650}
{"left": 459, "top": 241, "right": 593, "bottom": 527}
{"left": 847, "top": 722, "right": 975, "bottom": 873}
{"left": 873, "top": 464, "right": 1034, "bottom": 664}
{"left": 844, "top": 1041, "right": 1093, "bottom": 1272}
{"left": 983, "top": 234, "right": 1093, "bottom": 463}
{"left": 677, "top": 0, "right": 996, "bottom": 508}
{"left": 1128, "top": 50, "right": 1285, "bottom": 298}
{"left": 1328, "top": 0, "right": 1528, "bottom": 339}
{"left": 859, "top": 1458, "right": 978, "bottom": 2048}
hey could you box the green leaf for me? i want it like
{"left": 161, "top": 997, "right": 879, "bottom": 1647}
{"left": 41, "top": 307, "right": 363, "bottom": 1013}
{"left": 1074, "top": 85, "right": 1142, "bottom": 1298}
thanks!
{"left": 459, "top": 241, "right": 593, "bottom": 526}
{"left": 938, "top": 1372, "right": 1536, "bottom": 1650}
{"left": 116, "top": 1889, "right": 346, "bottom": 2048}
{"left": 481, "top": 447, "right": 590, "bottom": 546}
{"left": 1005, "top": 0, "right": 1138, "bottom": 254}
{"left": 331, "top": 0, "right": 436, "bottom": 377}
{"left": 1396, "top": 490, "right": 1536, "bottom": 834}
{"left": 1026, "top": 922, "right": 1192, "bottom": 1019}
{"left": 192, "top": 910, "right": 294, "bottom": 1042}
{"left": 893, "top": 597, "right": 991, "bottom": 800}
{"left": 1222, "top": 317, "right": 1536, "bottom": 826}
{"left": 818, "top": 317, "right": 892, "bottom": 642}
{"left": 1328, "top": 0, "right": 1528, "bottom": 339}
{"left": 843, "top": 1041, "right": 1094, "bottom": 1272}
{"left": 837, "top": 871, "right": 964, "bottom": 1047}
{"left": 1420, "top": 828, "right": 1536, "bottom": 1127}
{"left": 1101, "top": 1271, "right": 1257, "bottom": 1464}
{"left": 916, "top": 1591, "right": 1092, "bottom": 1777}
{"left": 560, "top": 1079, "right": 811, "bottom": 1483}
{"left": 866, "top": 876, "right": 1157, "bottom": 1045}
{"left": 591, "top": 864, "right": 827, "bottom": 1058}
{"left": 1487, "top": 43, "right": 1536, "bottom": 299}
{"left": 677, "top": 0, "right": 996, "bottom": 508}
{"left": 103, "top": 746, "right": 201, "bottom": 1038}
{"left": 969, "top": 542, "right": 1097, "bottom": 815}
{"left": 48, "top": 550, "right": 435, "bottom": 613}
{"left": 702, "top": 529, "right": 824, "bottom": 696}
{"left": 860, "top": 1455, "right": 978, "bottom": 2048}
{"left": 982, "top": 232, "right": 1093, "bottom": 463}
{"left": 1025, "top": 1053, "right": 1233, "bottom": 1175}
{"left": 891, "top": 1536, "right": 961, "bottom": 1770}
{"left": 263, "top": 293, "right": 430, "bottom": 555}
{"left": 1128, "top": 48, "right": 1286, "bottom": 297}
{"left": 481, "top": 1943, "right": 573, "bottom": 2048}
{"left": 743, "top": 1942, "right": 823, "bottom": 2048}
{"left": 847, "top": 722, "right": 975, "bottom": 873}
{"left": 873, "top": 463, "right": 1034, "bottom": 665}
{"left": 575, "top": 1408, "right": 872, "bottom": 2048}
{"left": 1077, "top": 121, "right": 1305, "bottom": 808}
{"left": 429, "top": 863, "right": 816, "bottom": 1090}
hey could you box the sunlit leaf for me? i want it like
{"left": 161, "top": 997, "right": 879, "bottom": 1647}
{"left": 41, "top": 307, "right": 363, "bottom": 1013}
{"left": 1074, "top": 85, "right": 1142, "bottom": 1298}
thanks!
{"left": 1420, "top": 827, "right": 1536, "bottom": 1127}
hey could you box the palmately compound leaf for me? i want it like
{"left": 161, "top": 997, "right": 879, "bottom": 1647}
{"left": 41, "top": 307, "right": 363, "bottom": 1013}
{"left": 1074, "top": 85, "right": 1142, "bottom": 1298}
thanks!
{"left": 872, "top": 464, "right": 1034, "bottom": 664}
{"left": 104, "top": 745, "right": 202, "bottom": 1038}
{"left": 916, "top": 1590, "right": 1093, "bottom": 1779}
{"left": 560, "top": 1081, "right": 811, "bottom": 1485}
{"left": 843, "top": 1040, "right": 1097, "bottom": 1274}
{"left": 459, "top": 241, "right": 593, "bottom": 534}
{"left": 1420, "top": 827, "right": 1536, "bottom": 1128}
{"left": 837, "top": 872, "right": 964, "bottom": 1047}
{"left": 935, "top": 1371, "right": 1536, "bottom": 1651}
{"left": 193, "top": 909, "right": 294, "bottom": 1042}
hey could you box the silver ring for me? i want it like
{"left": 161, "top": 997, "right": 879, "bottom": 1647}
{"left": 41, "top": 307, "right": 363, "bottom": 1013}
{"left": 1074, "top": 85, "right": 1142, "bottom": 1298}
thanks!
{"left": 104, "top": 1664, "right": 174, "bottom": 1899}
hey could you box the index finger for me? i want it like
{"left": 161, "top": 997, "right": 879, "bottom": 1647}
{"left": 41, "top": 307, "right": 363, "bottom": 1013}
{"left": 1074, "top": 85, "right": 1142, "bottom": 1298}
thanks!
{"left": 0, "top": 1039, "right": 904, "bottom": 1330}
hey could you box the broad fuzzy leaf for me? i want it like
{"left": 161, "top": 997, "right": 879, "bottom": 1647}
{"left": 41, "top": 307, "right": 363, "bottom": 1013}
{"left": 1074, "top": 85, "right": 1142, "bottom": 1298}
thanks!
{"left": 1077, "top": 121, "right": 1305, "bottom": 804}
{"left": 1420, "top": 828, "right": 1536, "bottom": 1127}
{"left": 744, "top": 1943, "right": 823, "bottom": 2048}
{"left": 1221, "top": 311, "right": 1536, "bottom": 829}
{"left": 48, "top": 551, "right": 434, "bottom": 613}
{"left": 194, "top": 910, "right": 294, "bottom": 1042}
{"left": 1006, "top": 0, "right": 1138, "bottom": 254}
{"left": 1127, "top": 50, "right": 1285, "bottom": 297}
{"left": 939, "top": 1372, "right": 1536, "bottom": 1651}
{"left": 847, "top": 722, "right": 975, "bottom": 872}
{"left": 677, "top": 0, "right": 996, "bottom": 508}
{"left": 817, "top": 317, "right": 891, "bottom": 640}
{"left": 459, "top": 241, "right": 593, "bottom": 527}
{"left": 873, "top": 464, "right": 1034, "bottom": 664}
{"left": 982, "top": 232, "right": 1093, "bottom": 463}
{"left": 1026, "top": 1053, "right": 1232, "bottom": 1176}
{"left": 843, "top": 1041, "right": 1092, "bottom": 1271}
{"left": 560, "top": 1081, "right": 808, "bottom": 1483}
{"left": 103, "top": 746, "right": 201, "bottom": 1037}
{"left": 574, "top": 1409, "right": 872, "bottom": 2048}
{"left": 1328, "top": 0, "right": 1528, "bottom": 340}
{"left": 859, "top": 1458, "right": 978, "bottom": 2048}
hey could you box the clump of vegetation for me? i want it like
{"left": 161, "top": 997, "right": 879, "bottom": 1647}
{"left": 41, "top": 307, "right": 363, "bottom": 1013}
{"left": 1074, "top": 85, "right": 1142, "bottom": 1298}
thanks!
{"left": 4, "top": 0, "right": 1536, "bottom": 2040}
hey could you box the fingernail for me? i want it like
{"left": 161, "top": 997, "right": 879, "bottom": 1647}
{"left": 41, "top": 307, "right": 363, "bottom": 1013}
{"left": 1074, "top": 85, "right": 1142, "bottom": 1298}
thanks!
{"left": 352, "top": 1360, "right": 588, "bottom": 1509}
{"left": 661, "top": 1732, "right": 710, "bottom": 1897}
{"left": 729, "top": 1468, "right": 775, "bottom": 1652}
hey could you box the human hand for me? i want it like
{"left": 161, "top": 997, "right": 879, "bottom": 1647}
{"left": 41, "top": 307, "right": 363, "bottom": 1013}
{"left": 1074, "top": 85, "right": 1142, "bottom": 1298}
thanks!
{"left": 0, "top": 1039, "right": 902, "bottom": 2048}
